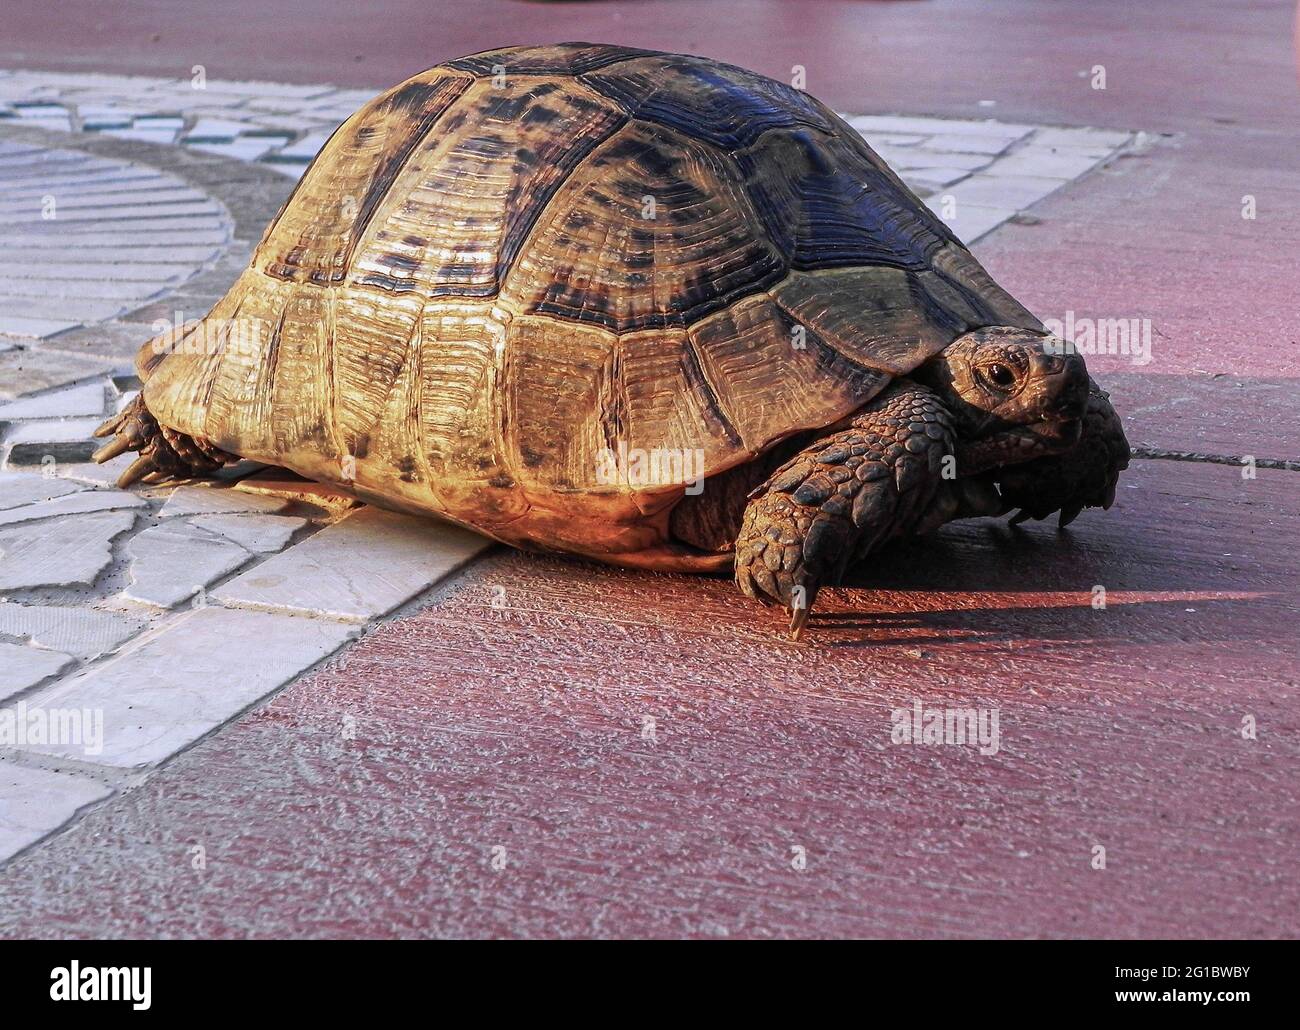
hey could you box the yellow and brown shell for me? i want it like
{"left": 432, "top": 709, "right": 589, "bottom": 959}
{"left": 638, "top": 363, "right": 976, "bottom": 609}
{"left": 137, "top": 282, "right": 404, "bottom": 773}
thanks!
{"left": 138, "top": 43, "right": 1040, "bottom": 568}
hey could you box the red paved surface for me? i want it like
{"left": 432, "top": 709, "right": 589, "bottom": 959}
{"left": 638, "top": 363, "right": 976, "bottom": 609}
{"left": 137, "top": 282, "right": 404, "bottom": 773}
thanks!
{"left": 1, "top": 1, "right": 1297, "bottom": 937}
{"left": 5, "top": 0, "right": 1296, "bottom": 133}
{"left": 1, "top": 459, "right": 1296, "bottom": 938}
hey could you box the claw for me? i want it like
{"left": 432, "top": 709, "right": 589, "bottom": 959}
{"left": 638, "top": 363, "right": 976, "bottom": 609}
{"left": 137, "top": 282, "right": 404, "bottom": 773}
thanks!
{"left": 789, "top": 605, "right": 809, "bottom": 641}
{"left": 1009, "top": 509, "right": 1031, "bottom": 526}
{"left": 92, "top": 435, "right": 134, "bottom": 463}
{"left": 1058, "top": 503, "right": 1083, "bottom": 528}
{"left": 116, "top": 453, "right": 155, "bottom": 489}
{"left": 92, "top": 412, "right": 124, "bottom": 438}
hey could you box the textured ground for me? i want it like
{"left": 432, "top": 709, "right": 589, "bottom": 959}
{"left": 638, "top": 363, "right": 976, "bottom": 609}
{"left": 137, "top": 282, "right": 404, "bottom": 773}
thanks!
{"left": 0, "top": 0, "right": 1297, "bottom": 938}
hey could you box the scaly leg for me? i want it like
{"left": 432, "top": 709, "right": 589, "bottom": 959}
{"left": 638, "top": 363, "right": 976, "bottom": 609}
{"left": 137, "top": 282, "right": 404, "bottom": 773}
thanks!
{"left": 996, "top": 379, "right": 1130, "bottom": 527}
{"left": 733, "top": 381, "right": 955, "bottom": 637}
{"left": 93, "top": 394, "right": 232, "bottom": 488}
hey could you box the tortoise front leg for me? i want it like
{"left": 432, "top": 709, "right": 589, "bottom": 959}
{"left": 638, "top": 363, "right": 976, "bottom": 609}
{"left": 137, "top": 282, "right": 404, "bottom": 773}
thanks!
{"left": 995, "top": 379, "right": 1130, "bottom": 527}
{"left": 733, "top": 381, "right": 956, "bottom": 638}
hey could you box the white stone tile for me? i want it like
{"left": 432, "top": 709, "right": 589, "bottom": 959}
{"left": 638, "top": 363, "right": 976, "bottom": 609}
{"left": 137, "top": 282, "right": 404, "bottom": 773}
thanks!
{"left": 272, "top": 131, "right": 330, "bottom": 160}
{"left": 0, "top": 351, "right": 119, "bottom": 402}
{"left": 0, "top": 602, "right": 144, "bottom": 659}
{"left": 0, "top": 471, "right": 87, "bottom": 510}
{"left": 0, "top": 298, "right": 127, "bottom": 324}
{"left": 1030, "top": 126, "right": 1132, "bottom": 150}
{"left": 211, "top": 80, "right": 332, "bottom": 99}
{"left": 0, "top": 641, "right": 74, "bottom": 701}
{"left": 0, "top": 382, "right": 106, "bottom": 420}
{"left": 10, "top": 606, "right": 357, "bottom": 768}
{"left": 0, "top": 154, "right": 86, "bottom": 173}
{"left": 849, "top": 114, "right": 1033, "bottom": 139}
{"left": 159, "top": 483, "right": 291, "bottom": 517}
{"left": 923, "top": 133, "right": 1017, "bottom": 156}
{"left": 12, "top": 103, "right": 70, "bottom": 117}
{"left": 4, "top": 229, "right": 227, "bottom": 248}
{"left": 186, "top": 138, "right": 276, "bottom": 160}
{"left": 183, "top": 117, "right": 256, "bottom": 141}
{"left": 10, "top": 216, "right": 227, "bottom": 238}
{"left": 0, "top": 487, "right": 145, "bottom": 528}
{"left": 927, "top": 198, "right": 1014, "bottom": 243}
{"left": 0, "top": 180, "right": 185, "bottom": 205}
{"left": 988, "top": 145, "right": 1106, "bottom": 179}
{"left": 20, "top": 117, "right": 75, "bottom": 133}
{"left": 0, "top": 762, "right": 112, "bottom": 863}
{"left": 189, "top": 513, "right": 306, "bottom": 553}
{"left": 50, "top": 454, "right": 135, "bottom": 488}
{"left": 874, "top": 147, "right": 993, "bottom": 172}
{"left": 943, "top": 173, "right": 1069, "bottom": 211}
{"left": 2, "top": 417, "right": 103, "bottom": 465}
{"left": 0, "top": 315, "right": 81, "bottom": 339}
{"left": 262, "top": 162, "right": 307, "bottom": 179}
{"left": 0, "top": 260, "right": 183, "bottom": 282}
{"left": 133, "top": 115, "right": 184, "bottom": 128}
{"left": 902, "top": 168, "right": 973, "bottom": 191}
{"left": 214, "top": 506, "right": 490, "bottom": 620}
{"left": 76, "top": 105, "right": 144, "bottom": 127}
{"left": 123, "top": 521, "right": 251, "bottom": 609}
{"left": 96, "top": 127, "right": 178, "bottom": 144}
{"left": 2, "top": 279, "right": 170, "bottom": 303}
{"left": 0, "top": 510, "right": 136, "bottom": 589}
{"left": 860, "top": 133, "right": 927, "bottom": 147}
{"left": 18, "top": 198, "right": 223, "bottom": 222}
{"left": 20, "top": 244, "right": 219, "bottom": 265}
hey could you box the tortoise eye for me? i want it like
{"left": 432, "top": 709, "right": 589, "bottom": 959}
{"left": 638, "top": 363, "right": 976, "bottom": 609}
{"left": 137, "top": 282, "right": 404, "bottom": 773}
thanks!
{"left": 981, "top": 363, "right": 1016, "bottom": 389}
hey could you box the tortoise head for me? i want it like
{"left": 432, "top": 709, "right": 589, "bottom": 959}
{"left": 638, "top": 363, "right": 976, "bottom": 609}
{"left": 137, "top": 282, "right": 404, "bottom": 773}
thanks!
{"left": 918, "top": 327, "right": 1089, "bottom": 474}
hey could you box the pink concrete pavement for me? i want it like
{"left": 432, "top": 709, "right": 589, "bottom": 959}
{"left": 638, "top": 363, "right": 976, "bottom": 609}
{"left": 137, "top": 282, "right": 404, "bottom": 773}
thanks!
{"left": 2, "top": 459, "right": 1297, "bottom": 938}
{"left": 1, "top": 1, "right": 1297, "bottom": 937}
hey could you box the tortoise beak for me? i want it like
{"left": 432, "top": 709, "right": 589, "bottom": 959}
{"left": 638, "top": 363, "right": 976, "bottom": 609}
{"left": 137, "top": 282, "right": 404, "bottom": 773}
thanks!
{"left": 1034, "top": 416, "right": 1083, "bottom": 449}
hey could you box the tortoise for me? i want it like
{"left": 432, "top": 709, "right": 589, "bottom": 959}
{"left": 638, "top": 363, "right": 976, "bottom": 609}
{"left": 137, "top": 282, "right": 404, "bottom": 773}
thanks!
{"left": 94, "top": 42, "right": 1130, "bottom": 636}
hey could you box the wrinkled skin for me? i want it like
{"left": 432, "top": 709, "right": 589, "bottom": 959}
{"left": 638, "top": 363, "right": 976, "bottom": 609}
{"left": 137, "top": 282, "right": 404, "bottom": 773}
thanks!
{"left": 731, "top": 326, "right": 1129, "bottom": 637}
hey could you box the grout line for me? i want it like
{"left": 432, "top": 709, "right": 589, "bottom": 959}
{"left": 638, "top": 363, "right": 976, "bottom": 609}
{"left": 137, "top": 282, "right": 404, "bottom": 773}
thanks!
{"left": 1131, "top": 447, "right": 1300, "bottom": 472}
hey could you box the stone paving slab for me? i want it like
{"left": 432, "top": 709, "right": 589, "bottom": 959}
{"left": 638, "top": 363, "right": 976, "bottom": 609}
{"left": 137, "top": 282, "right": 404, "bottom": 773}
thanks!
{"left": 9, "top": 606, "right": 358, "bottom": 770}
{"left": 0, "top": 763, "right": 112, "bottom": 864}
{"left": 0, "top": 350, "right": 121, "bottom": 400}
{"left": 0, "top": 487, "right": 145, "bottom": 528}
{"left": 0, "top": 139, "right": 231, "bottom": 343}
{"left": 0, "top": 603, "right": 144, "bottom": 660}
{"left": 213, "top": 506, "right": 491, "bottom": 621}
{"left": 0, "top": 641, "right": 74, "bottom": 700}
{"left": 2, "top": 416, "right": 108, "bottom": 464}
{"left": 123, "top": 522, "right": 255, "bottom": 609}
{"left": 0, "top": 509, "right": 138, "bottom": 590}
{"left": 0, "top": 381, "right": 107, "bottom": 418}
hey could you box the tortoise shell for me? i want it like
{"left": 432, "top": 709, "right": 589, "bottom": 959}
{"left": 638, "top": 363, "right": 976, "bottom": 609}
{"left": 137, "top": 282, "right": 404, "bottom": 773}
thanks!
{"left": 140, "top": 42, "right": 1041, "bottom": 565}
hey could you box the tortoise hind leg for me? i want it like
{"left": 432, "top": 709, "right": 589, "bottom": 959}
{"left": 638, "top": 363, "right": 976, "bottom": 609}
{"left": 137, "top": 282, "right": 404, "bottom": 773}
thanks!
{"left": 93, "top": 394, "right": 233, "bottom": 488}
